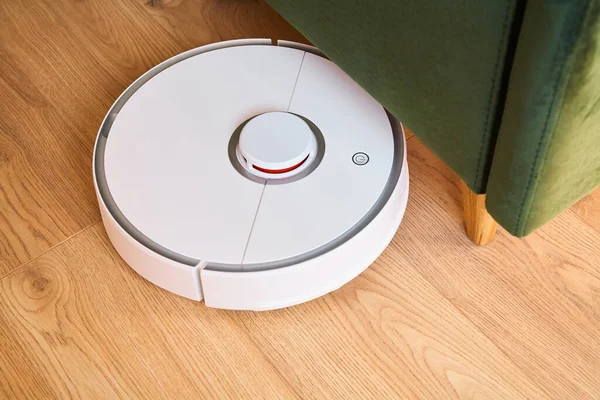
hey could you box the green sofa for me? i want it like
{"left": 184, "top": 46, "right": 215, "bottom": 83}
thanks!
{"left": 265, "top": 0, "right": 600, "bottom": 243}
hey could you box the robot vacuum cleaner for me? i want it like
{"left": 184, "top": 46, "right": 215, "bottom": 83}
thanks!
{"left": 93, "top": 39, "right": 409, "bottom": 311}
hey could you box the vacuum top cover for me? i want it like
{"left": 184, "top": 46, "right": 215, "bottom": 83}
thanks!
{"left": 102, "top": 44, "right": 395, "bottom": 269}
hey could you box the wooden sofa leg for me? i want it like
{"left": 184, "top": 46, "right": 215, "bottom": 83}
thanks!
{"left": 460, "top": 180, "right": 498, "bottom": 245}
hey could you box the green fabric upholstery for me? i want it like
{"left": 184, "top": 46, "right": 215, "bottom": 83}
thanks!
{"left": 487, "top": 0, "right": 600, "bottom": 236}
{"left": 266, "top": 0, "right": 600, "bottom": 236}
{"left": 265, "top": 0, "right": 520, "bottom": 194}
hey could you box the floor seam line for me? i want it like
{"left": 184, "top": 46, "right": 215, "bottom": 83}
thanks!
{"left": 0, "top": 220, "right": 101, "bottom": 281}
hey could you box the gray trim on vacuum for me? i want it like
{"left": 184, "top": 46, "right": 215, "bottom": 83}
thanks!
{"left": 95, "top": 135, "right": 200, "bottom": 266}
{"left": 94, "top": 40, "right": 406, "bottom": 272}
{"left": 95, "top": 39, "right": 272, "bottom": 267}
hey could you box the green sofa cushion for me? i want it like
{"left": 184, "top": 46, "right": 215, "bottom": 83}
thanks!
{"left": 486, "top": 0, "right": 600, "bottom": 236}
{"left": 265, "top": 0, "right": 520, "bottom": 194}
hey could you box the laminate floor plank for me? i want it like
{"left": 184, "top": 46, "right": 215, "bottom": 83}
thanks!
{"left": 0, "top": 224, "right": 297, "bottom": 399}
{"left": 403, "top": 138, "right": 600, "bottom": 399}
{"left": 1, "top": 0, "right": 599, "bottom": 398}
{"left": 0, "top": 62, "right": 99, "bottom": 275}
{"left": 572, "top": 188, "right": 600, "bottom": 234}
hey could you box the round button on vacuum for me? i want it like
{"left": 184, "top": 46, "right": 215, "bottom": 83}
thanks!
{"left": 352, "top": 152, "right": 369, "bottom": 165}
{"left": 237, "top": 112, "right": 317, "bottom": 179}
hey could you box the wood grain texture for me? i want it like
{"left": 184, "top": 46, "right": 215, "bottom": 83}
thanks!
{"left": 404, "top": 138, "right": 600, "bottom": 399}
{"left": 0, "top": 219, "right": 546, "bottom": 399}
{"left": 403, "top": 126, "right": 415, "bottom": 140}
{"left": 460, "top": 180, "right": 498, "bottom": 245}
{"left": 139, "top": 0, "right": 309, "bottom": 48}
{"left": 572, "top": 188, "right": 600, "bottom": 233}
{"left": 0, "top": 47, "right": 99, "bottom": 275}
{"left": 0, "top": 0, "right": 307, "bottom": 275}
{"left": 0, "top": 224, "right": 297, "bottom": 399}
{"left": 1, "top": 0, "right": 599, "bottom": 398}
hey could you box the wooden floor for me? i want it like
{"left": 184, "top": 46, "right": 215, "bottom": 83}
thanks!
{"left": 1, "top": 0, "right": 599, "bottom": 398}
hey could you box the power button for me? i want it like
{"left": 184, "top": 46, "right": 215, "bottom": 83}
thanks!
{"left": 352, "top": 152, "right": 369, "bottom": 166}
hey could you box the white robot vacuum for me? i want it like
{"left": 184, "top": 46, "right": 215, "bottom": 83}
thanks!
{"left": 93, "top": 39, "right": 409, "bottom": 311}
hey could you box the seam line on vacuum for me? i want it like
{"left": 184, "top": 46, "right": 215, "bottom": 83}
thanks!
{"left": 240, "top": 182, "right": 267, "bottom": 269}
{"left": 286, "top": 52, "right": 306, "bottom": 111}
{"left": 239, "top": 51, "right": 305, "bottom": 269}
